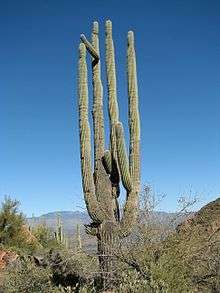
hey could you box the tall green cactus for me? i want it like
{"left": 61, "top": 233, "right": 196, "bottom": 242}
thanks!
{"left": 55, "top": 214, "right": 68, "bottom": 249}
{"left": 78, "top": 20, "right": 140, "bottom": 287}
{"left": 55, "top": 214, "right": 63, "bottom": 244}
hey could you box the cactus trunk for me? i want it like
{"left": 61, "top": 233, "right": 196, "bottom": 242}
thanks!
{"left": 77, "top": 20, "right": 140, "bottom": 289}
{"left": 98, "top": 222, "right": 118, "bottom": 288}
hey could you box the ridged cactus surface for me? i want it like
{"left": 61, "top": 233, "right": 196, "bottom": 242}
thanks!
{"left": 77, "top": 20, "right": 140, "bottom": 284}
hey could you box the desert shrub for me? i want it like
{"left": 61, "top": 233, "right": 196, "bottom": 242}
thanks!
{"left": 0, "top": 196, "right": 42, "bottom": 254}
{"left": 50, "top": 250, "right": 98, "bottom": 290}
{"left": 0, "top": 197, "right": 26, "bottom": 247}
{"left": 1, "top": 190, "right": 218, "bottom": 293}
{"left": 148, "top": 238, "right": 192, "bottom": 292}
{"left": 31, "top": 249, "right": 99, "bottom": 292}
{"left": 115, "top": 266, "right": 153, "bottom": 293}
{"left": 117, "top": 229, "right": 192, "bottom": 292}
{"left": 2, "top": 256, "right": 59, "bottom": 293}
{"left": 2, "top": 250, "right": 99, "bottom": 293}
{"left": 110, "top": 185, "right": 200, "bottom": 292}
{"left": 112, "top": 188, "right": 220, "bottom": 293}
{"left": 114, "top": 222, "right": 219, "bottom": 292}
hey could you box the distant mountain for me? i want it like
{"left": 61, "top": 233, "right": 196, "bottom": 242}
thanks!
{"left": 27, "top": 209, "right": 192, "bottom": 252}
{"left": 27, "top": 211, "right": 90, "bottom": 236}
{"left": 27, "top": 210, "right": 187, "bottom": 236}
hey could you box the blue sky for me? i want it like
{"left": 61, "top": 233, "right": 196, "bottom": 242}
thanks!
{"left": 0, "top": 0, "right": 219, "bottom": 216}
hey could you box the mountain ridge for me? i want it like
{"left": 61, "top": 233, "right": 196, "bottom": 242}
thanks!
{"left": 27, "top": 210, "right": 185, "bottom": 236}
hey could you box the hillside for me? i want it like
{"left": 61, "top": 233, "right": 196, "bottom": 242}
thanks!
{"left": 163, "top": 197, "right": 220, "bottom": 292}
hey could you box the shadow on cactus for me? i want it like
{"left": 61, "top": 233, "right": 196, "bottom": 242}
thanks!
{"left": 78, "top": 19, "right": 140, "bottom": 288}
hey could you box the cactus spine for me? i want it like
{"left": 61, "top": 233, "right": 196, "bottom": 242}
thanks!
{"left": 78, "top": 20, "right": 140, "bottom": 286}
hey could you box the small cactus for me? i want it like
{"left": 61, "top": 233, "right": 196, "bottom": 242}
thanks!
{"left": 76, "top": 224, "right": 82, "bottom": 251}
{"left": 55, "top": 214, "right": 68, "bottom": 249}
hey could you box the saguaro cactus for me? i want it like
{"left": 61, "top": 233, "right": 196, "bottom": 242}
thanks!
{"left": 76, "top": 224, "right": 82, "bottom": 251}
{"left": 78, "top": 20, "right": 140, "bottom": 286}
{"left": 55, "top": 214, "right": 64, "bottom": 244}
{"left": 55, "top": 214, "right": 68, "bottom": 249}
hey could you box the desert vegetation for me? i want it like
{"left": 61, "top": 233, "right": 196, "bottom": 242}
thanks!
{"left": 0, "top": 18, "right": 219, "bottom": 293}
{"left": 0, "top": 189, "right": 219, "bottom": 292}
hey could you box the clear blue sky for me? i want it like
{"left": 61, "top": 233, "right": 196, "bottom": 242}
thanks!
{"left": 1, "top": 0, "right": 219, "bottom": 216}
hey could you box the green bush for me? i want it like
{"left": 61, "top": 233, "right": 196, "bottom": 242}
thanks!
{"left": 0, "top": 197, "right": 26, "bottom": 247}
{"left": 2, "top": 256, "right": 59, "bottom": 293}
{"left": 45, "top": 249, "right": 98, "bottom": 290}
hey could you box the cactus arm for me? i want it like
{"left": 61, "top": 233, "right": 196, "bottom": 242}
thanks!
{"left": 105, "top": 19, "right": 121, "bottom": 206}
{"left": 81, "top": 24, "right": 114, "bottom": 219}
{"left": 91, "top": 21, "right": 105, "bottom": 170}
{"left": 78, "top": 43, "right": 104, "bottom": 223}
{"left": 102, "top": 150, "right": 112, "bottom": 174}
{"left": 81, "top": 25, "right": 112, "bottom": 216}
{"left": 118, "top": 32, "right": 140, "bottom": 237}
{"left": 115, "top": 122, "right": 132, "bottom": 192}
{"left": 80, "top": 34, "right": 99, "bottom": 60}
{"left": 105, "top": 20, "right": 119, "bottom": 125}
{"left": 127, "top": 31, "right": 140, "bottom": 192}
{"left": 105, "top": 20, "right": 120, "bottom": 167}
